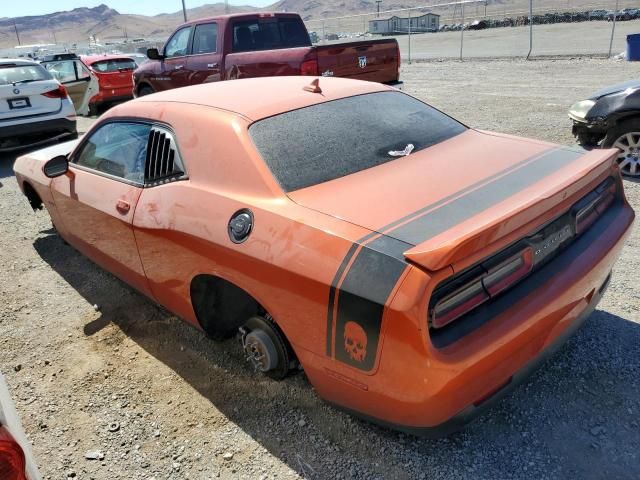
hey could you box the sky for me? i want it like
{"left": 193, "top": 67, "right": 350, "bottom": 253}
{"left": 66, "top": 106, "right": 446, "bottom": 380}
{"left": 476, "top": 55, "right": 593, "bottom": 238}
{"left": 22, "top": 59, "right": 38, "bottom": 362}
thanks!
{"left": 3, "top": 0, "right": 274, "bottom": 18}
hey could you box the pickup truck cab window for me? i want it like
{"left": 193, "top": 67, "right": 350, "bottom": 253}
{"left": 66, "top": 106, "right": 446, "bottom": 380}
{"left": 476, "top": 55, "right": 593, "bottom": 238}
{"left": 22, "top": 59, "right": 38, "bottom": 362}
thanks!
{"left": 232, "top": 17, "right": 311, "bottom": 53}
{"left": 165, "top": 26, "right": 193, "bottom": 58}
{"left": 74, "top": 122, "right": 151, "bottom": 183}
{"left": 192, "top": 23, "right": 218, "bottom": 54}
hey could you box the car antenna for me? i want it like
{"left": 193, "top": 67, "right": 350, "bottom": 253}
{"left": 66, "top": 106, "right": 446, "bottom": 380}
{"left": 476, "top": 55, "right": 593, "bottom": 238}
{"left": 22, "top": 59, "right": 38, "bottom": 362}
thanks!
{"left": 303, "top": 78, "right": 322, "bottom": 94}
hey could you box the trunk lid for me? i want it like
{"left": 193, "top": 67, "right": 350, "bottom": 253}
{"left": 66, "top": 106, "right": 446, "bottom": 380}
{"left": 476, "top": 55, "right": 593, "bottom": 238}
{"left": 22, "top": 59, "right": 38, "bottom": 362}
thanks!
{"left": 288, "top": 130, "right": 616, "bottom": 271}
{"left": 0, "top": 80, "right": 62, "bottom": 120}
{"left": 315, "top": 39, "right": 399, "bottom": 83}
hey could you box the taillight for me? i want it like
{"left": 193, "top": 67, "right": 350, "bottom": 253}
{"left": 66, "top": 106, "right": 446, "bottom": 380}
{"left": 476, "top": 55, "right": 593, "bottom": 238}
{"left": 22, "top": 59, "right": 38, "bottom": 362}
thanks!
{"left": 42, "top": 85, "right": 68, "bottom": 99}
{"left": 0, "top": 425, "right": 26, "bottom": 480}
{"left": 431, "top": 247, "right": 533, "bottom": 329}
{"left": 301, "top": 58, "right": 318, "bottom": 76}
{"left": 432, "top": 279, "right": 488, "bottom": 329}
{"left": 430, "top": 177, "right": 617, "bottom": 331}
{"left": 396, "top": 43, "right": 401, "bottom": 78}
{"left": 482, "top": 247, "right": 533, "bottom": 297}
{"left": 575, "top": 179, "right": 616, "bottom": 234}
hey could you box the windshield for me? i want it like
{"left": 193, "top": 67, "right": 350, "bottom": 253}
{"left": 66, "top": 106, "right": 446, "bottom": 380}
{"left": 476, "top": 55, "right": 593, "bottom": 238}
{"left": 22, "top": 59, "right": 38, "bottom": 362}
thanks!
{"left": 249, "top": 91, "right": 466, "bottom": 192}
{"left": 0, "top": 64, "right": 52, "bottom": 86}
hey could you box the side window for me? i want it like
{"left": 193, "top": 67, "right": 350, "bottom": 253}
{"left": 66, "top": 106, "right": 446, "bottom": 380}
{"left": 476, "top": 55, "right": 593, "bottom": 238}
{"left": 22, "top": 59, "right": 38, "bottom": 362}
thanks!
{"left": 74, "top": 122, "right": 152, "bottom": 184}
{"left": 192, "top": 23, "right": 218, "bottom": 54}
{"left": 165, "top": 27, "right": 192, "bottom": 58}
{"left": 42, "top": 60, "right": 90, "bottom": 83}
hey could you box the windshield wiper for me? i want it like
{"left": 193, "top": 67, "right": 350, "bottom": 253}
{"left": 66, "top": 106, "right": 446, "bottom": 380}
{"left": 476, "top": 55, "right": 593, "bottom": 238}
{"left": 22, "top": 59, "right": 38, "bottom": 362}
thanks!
{"left": 388, "top": 143, "right": 415, "bottom": 157}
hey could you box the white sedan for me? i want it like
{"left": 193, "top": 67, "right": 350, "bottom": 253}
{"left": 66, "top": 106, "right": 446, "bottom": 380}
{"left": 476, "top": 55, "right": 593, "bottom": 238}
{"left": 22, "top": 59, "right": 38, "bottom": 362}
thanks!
{"left": 0, "top": 58, "right": 94, "bottom": 152}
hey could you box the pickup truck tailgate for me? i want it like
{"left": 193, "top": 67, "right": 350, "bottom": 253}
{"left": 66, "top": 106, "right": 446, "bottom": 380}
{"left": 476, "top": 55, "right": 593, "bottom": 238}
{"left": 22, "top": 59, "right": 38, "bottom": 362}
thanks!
{"left": 315, "top": 39, "right": 399, "bottom": 84}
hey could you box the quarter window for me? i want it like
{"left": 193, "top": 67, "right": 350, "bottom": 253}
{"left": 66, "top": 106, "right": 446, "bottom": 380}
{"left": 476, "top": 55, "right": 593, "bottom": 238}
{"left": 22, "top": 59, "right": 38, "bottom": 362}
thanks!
{"left": 165, "top": 26, "right": 192, "bottom": 58}
{"left": 192, "top": 23, "right": 218, "bottom": 54}
{"left": 74, "top": 122, "right": 151, "bottom": 183}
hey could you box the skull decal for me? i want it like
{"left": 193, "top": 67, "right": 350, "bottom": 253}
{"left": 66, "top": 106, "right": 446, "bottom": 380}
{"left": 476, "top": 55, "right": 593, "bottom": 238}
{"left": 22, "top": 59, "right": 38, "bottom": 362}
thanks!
{"left": 343, "top": 321, "right": 368, "bottom": 363}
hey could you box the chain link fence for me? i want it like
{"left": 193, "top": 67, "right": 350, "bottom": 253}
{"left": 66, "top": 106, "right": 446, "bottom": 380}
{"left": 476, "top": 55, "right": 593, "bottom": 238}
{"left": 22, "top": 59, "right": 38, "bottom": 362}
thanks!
{"left": 305, "top": 0, "right": 640, "bottom": 61}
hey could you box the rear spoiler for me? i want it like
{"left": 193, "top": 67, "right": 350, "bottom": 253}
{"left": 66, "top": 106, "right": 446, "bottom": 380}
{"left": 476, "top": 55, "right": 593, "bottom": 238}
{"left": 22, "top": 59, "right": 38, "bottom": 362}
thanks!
{"left": 403, "top": 148, "right": 619, "bottom": 272}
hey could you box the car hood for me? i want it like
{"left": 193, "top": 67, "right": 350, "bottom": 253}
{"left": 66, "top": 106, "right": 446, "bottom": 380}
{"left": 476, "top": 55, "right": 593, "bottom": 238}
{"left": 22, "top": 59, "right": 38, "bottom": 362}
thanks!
{"left": 288, "top": 129, "right": 616, "bottom": 271}
{"left": 589, "top": 79, "right": 640, "bottom": 99}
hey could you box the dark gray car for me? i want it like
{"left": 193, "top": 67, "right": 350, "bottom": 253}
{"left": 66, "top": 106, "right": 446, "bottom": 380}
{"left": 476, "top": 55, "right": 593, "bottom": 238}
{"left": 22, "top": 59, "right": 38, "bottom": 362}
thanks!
{"left": 569, "top": 79, "right": 640, "bottom": 176}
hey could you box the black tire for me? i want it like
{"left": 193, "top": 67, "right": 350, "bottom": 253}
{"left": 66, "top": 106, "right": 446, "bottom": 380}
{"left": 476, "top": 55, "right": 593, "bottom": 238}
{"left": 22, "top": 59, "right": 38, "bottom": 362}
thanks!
{"left": 88, "top": 103, "right": 99, "bottom": 117}
{"left": 138, "top": 85, "right": 155, "bottom": 97}
{"left": 602, "top": 118, "right": 640, "bottom": 177}
{"left": 243, "top": 315, "right": 291, "bottom": 380}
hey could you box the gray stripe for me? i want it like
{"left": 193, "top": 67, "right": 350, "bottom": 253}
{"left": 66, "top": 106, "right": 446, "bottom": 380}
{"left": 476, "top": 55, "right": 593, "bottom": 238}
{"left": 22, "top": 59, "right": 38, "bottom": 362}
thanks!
{"left": 384, "top": 147, "right": 583, "bottom": 246}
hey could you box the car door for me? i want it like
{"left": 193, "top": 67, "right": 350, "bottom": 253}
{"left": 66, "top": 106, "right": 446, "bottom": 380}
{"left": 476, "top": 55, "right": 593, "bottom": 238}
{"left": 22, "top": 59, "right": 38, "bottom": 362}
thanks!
{"left": 49, "top": 121, "right": 153, "bottom": 297}
{"left": 186, "top": 22, "right": 222, "bottom": 84}
{"left": 160, "top": 25, "right": 194, "bottom": 90}
{"left": 41, "top": 59, "right": 98, "bottom": 115}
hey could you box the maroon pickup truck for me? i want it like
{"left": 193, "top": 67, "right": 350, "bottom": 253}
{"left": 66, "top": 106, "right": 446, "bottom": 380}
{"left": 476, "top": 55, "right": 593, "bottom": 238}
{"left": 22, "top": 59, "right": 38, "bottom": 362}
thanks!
{"left": 133, "top": 12, "right": 401, "bottom": 96}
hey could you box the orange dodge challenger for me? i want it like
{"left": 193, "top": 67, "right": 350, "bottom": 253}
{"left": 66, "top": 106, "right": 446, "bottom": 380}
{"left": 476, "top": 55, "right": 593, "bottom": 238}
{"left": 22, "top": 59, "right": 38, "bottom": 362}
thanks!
{"left": 14, "top": 77, "right": 634, "bottom": 436}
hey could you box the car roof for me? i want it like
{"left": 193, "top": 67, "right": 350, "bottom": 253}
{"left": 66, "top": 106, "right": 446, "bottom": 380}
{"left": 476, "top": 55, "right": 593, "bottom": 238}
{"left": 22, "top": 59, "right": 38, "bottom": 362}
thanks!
{"left": 0, "top": 58, "right": 40, "bottom": 66}
{"left": 81, "top": 54, "right": 135, "bottom": 64}
{"left": 133, "top": 76, "right": 392, "bottom": 121}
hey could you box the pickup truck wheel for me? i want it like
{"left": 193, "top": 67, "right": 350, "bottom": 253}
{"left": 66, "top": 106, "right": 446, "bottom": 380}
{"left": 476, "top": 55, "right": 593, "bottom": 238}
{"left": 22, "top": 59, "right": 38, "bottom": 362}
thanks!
{"left": 240, "top": 315, "right": 291, "bottom": 380}
{"left": 603, "top": 119, "right": 640, "bottom": 177}
{"left": 138, "top": 85, "right": 155, "bottom": 97}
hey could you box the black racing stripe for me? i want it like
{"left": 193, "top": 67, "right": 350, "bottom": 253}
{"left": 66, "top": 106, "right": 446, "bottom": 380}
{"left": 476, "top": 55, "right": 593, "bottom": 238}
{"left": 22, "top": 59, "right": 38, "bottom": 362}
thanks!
{"left": 333, "top": 236, "right": 410, "bottom": 371}
{"left": 326, "top": 243, "right": 359, "bottom": 356}
{"left": 326, "top": 146, "right": 585, "bottom": 367}
{"left": 372, "top": 146, "right": 581, "bottom": 238}
{"left": 384, "top": 148, "right": 584, "bottom": 245}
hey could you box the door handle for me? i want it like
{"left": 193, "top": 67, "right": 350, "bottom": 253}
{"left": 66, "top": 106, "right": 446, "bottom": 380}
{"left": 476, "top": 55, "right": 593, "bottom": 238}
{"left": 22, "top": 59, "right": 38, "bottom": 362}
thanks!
{"left": 207, "top": 63, "right": 218, "bottom": 69}
{"left": 116, "top": 200, "right": 130, "bottom": 214}
{"left": 174, "top": 65, "right": 184, "bottom": 70}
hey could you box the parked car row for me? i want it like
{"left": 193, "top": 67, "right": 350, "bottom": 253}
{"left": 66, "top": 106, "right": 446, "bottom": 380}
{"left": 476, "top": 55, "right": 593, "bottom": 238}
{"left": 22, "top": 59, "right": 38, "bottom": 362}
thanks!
{"left": 438, "top": 8, "right": 640, "bottom": 32}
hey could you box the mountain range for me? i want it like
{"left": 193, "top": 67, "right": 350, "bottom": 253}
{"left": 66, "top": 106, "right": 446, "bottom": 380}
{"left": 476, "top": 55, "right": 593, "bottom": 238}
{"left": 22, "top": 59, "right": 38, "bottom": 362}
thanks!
{"left": 0, "top": 1, "right": 611, "bottom": 49}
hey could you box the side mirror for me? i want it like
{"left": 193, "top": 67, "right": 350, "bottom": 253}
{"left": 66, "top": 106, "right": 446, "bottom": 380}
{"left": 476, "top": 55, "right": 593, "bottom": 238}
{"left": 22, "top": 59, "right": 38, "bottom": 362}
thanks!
{"left": 147, "top": 48, "right": 163, "bottom": 60}
{"left": 43, "top": 155, "right": 69, "bottom": 178}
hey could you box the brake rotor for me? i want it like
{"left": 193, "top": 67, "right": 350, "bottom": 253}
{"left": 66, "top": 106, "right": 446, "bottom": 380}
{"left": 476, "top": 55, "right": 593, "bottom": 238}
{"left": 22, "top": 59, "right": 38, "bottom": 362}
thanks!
{"left": 242, "top": 328, "right": 278, "bottom": 373}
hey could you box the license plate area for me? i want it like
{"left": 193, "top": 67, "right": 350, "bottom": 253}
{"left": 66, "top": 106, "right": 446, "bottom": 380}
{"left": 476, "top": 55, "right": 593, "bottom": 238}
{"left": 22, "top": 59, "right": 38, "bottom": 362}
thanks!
{"left": 8, "top": 97, "right": 31, "bottom": 109}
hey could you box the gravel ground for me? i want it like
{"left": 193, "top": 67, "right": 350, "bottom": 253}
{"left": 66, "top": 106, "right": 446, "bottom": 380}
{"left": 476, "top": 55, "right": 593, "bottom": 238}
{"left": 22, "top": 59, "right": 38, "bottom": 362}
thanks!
{"left": 1, "top": 58, "right": 639, "bottom": 479}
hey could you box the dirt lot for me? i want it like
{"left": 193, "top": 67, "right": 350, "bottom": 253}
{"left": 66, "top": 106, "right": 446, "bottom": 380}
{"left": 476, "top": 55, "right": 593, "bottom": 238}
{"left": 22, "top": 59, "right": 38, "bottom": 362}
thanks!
{"left": 1, "top": 58, "right": 639, "bottom": 479}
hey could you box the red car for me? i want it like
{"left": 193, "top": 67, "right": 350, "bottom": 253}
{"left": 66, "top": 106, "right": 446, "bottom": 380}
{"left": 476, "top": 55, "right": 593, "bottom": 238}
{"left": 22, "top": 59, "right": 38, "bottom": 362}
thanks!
{"left": 81, "top": 55, "right": 137, "bottom": 116}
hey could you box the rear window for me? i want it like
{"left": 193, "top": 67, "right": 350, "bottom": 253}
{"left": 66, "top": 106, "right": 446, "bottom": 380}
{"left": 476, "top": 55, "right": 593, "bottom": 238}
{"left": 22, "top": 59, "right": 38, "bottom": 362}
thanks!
{"left": 249, "top": 91, "right": 466, "bottom": 192}
{"left": 0, "top": 64, "right": 51, "bottom": 86}
{"left": 232, "top": 17, "right": 311, "bottom": 53}
{"left": 91, "top": 58, "right": 137, "bottom": 73}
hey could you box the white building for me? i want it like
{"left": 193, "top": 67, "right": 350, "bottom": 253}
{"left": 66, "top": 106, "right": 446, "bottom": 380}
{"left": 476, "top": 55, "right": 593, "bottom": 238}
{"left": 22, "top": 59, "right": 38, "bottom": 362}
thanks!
{"left": 369, "top": 13, "right": 440, "bottom": 34}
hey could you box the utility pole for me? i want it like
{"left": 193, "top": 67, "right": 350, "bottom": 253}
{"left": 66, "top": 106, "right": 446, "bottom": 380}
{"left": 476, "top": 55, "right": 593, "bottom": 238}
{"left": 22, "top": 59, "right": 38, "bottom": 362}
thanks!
{"left": 225, "top": 0, "right": 229, "bottom": 14}
{"left": 181, "top": 0, "right": 188, "bottom": 22}
{"left": 14, "top": 21, "right": 21, "bottom": 46}
{"left": 376, "top": 0, "right": 382, "bottom": 18}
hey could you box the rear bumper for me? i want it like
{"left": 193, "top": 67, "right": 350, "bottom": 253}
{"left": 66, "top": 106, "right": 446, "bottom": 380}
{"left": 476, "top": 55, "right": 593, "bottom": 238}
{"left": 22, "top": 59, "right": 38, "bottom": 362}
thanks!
{"left": 90, "top": 92, "right": 133, "bottom": 107}
{"left": 342, "top": 273, "right": 609, "bottom": 437}
{"left": 0, "top": 117, "right": 76, "bottom": 140}
{"left": 0, "top": 117, "right": 76, "bottom": 151}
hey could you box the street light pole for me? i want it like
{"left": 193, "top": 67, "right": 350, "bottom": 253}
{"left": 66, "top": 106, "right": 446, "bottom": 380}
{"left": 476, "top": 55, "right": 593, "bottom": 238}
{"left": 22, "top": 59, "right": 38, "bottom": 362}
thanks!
{"left": 182, "top": 0, "right": 188, "bottom": 22}
{"left": 376, "top": 0, "right": 382, "bottom": 18}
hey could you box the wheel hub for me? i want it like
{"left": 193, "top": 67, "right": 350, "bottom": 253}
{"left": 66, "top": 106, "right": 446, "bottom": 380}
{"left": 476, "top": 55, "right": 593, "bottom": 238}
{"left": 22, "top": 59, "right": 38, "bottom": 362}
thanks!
{"left": 241, "top": 329, "right": 278, "bottom": 373}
